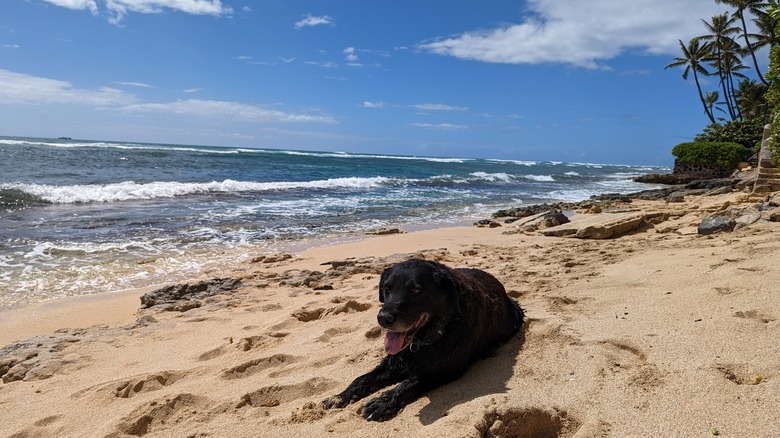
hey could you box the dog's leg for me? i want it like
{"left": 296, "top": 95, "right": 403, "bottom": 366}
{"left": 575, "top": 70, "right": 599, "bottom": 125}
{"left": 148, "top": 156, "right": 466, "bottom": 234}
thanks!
{"left": 322, "top": 356, "right": 407, "bottom": 409}
{"left": 361, "top": 375, "right": 432, "bottom": 421}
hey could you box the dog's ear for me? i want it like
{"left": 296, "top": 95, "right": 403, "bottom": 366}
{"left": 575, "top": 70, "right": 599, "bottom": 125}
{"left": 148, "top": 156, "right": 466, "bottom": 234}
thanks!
{"left": 433, "top": 266, "right": 461, "bottom": 314}
{"left": 378, "top": 265, "right": 394, "bottom": 303}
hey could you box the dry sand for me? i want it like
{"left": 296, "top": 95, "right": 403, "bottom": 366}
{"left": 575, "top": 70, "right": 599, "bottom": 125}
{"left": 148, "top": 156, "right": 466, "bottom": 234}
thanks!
{"left": 1, "top": 192, "right": 779, "bottom": 437}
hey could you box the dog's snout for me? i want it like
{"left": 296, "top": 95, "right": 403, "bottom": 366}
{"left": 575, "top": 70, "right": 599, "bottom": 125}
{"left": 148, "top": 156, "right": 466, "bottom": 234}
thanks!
{"left": 377, "top": 309, "right": 395, "bottom": 327}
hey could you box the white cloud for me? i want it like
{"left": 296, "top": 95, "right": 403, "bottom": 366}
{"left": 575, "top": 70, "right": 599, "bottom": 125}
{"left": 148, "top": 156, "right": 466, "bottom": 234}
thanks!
{"left": 122, "top": 99, "right": 337, "bottom": 124}
{"left": 362, "top": 101, "right": 385, "bottom": 109}
{"left": 411, "top": 122, "right": 468, "bottom": 130}
{"left": 43, "top": 0, "right": 232, "bottom": 23}
{"left": 421, "top": 0, "right": 726, "bottom": 69}
{"left": 304, "top": 61, "right": 337, "bottom": 68}
{"left": 0, "top": 69, "right": 136, "bottom": 105}
{"left": 343, "top": 47, "right": 359, "bottom": 63}
{"left": 183, "top": 88, "right": 204, "bottom": 93}
{"left": 294, "top": 14, "right": 334, "bottom": 29}
{"left": 4, "top": 44, "right": 20, "bottom": 49}
{"left": 43, "top": 0, "right": 98, "bottom": 14}
{"left": 411, "top": 103, "right": 468, "bottom": 111}
{"left": 115, "top": 81, "right": 155, "bottom": 88}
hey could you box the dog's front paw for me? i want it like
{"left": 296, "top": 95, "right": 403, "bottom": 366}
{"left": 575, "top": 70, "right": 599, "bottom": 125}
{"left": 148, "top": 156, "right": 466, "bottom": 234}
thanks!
{"left": 361, "top": 393, "right": 401, "bottom": 422}
{"left": 321, "top": 395, "right": 348, "bottom": 410}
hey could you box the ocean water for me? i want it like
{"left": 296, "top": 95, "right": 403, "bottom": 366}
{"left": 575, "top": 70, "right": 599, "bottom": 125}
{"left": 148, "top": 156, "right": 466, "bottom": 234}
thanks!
{"left": 0, "top": 137, "right": 668, "bottom": 308}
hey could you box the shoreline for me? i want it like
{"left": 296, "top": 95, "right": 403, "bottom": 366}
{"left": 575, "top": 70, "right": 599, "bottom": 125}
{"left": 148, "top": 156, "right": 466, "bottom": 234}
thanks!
{"left": 2, "top": 187, "right": 779, "bottom": 436}
{"left": 0, "top": 177, "right": 751, "bottom": 346}
{"left": 0, "top": 223, "right": 480, "bottom": 346}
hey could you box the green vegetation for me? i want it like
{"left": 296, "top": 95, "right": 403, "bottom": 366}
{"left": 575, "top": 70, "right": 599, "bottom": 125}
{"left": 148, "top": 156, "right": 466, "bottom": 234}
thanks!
{"left": 667, "top": 1, "right": 780, "bottom": 168}
{"left": 694, "top": 117, "right": 766, "bottom": 149}
{"left": 672, "top": 141, "right": 753, "bottom": 169}
{"left": 766, "top": 7, "right": 780, "bottom": 165}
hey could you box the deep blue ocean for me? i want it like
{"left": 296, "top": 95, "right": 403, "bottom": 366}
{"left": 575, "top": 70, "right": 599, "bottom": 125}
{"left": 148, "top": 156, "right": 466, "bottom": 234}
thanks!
{"left": 0, "top": 137, "right": 668, "bottom": 307}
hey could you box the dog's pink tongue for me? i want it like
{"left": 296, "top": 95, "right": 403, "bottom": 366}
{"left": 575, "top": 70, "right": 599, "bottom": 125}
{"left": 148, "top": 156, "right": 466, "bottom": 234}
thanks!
{"left": 384, "top": 331, "right": 405, "bottom": 355}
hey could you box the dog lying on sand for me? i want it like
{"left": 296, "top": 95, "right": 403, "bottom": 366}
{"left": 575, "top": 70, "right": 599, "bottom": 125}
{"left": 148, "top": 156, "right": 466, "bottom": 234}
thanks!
{"left": 322, "top": 259, "right": 524, "bottom": 421}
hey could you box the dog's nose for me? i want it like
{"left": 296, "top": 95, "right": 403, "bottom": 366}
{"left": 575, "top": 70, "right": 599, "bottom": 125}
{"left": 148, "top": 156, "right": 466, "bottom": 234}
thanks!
{"left": 377, "top": 310, "right": 395, "bottom": 327}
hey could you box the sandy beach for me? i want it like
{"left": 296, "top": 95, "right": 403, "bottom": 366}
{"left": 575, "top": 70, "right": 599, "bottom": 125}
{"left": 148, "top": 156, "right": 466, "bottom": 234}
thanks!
{"left": 1, "top": 191, "right": 779, "bottom": 437}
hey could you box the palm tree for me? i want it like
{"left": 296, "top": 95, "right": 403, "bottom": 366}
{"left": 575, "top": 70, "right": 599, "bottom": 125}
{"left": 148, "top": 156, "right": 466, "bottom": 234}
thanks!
{"left": 751, "top": 5, "right": 779, "bottom": 51}
{"left": 697, "top": 13, "right": 743, "bottom": 119}
{"left": 735, "top": 79, "right": 769, "bottom": 118}
{"left": 720, "top": 39, "right": 750, "bottom": 120}
{"left": 666, "top": 39, "right": 717, "bottom": 123}
{"left": 715, "top": 1, "right": 769, "bottom": 85}
{"left": 704, "top": 91, "right": 725, "bottom": 119}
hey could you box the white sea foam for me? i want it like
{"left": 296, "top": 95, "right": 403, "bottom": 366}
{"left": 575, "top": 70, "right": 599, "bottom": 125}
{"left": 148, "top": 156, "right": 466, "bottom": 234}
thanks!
{"left": 276, "top": 149, "right": 470, "bottom": 163}
{"left": 470, "top": 172, "right": 514, "bottom": 183}
{"left": 522, "top": 174, "right": 555, "bottom": 182}
{"left": 1, "top": 177, "right": 391, "bottom": 204}
{"left": 485, "top": 158, "right": 540, "bottom": 166}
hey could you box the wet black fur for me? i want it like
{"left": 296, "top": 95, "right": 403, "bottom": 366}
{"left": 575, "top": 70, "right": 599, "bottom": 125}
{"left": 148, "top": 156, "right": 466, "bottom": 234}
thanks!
{"left": 322, "top": 259, "right": 524, "bottom": 421}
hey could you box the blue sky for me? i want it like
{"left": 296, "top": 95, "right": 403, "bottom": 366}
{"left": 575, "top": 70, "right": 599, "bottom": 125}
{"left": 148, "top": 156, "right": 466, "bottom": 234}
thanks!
{"left": 0, "top": 0, "right": 765, "bottom": 165}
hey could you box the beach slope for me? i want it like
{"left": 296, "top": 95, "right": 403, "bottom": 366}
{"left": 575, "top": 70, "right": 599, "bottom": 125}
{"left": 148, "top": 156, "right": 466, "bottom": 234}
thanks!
{"left": 1, "top": 192, "right": 779, "bottom": 437}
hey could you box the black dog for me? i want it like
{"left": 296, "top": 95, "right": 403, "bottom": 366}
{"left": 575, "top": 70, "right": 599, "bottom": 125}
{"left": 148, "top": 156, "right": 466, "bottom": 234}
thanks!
{"left": 322, "top": 259, "right": 524, "bottom": 421}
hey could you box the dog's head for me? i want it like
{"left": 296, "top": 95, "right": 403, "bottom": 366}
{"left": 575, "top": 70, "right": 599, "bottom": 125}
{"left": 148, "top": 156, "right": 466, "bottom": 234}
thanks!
{"left": 377, "top": 259, "right": 461, "bottom": 355}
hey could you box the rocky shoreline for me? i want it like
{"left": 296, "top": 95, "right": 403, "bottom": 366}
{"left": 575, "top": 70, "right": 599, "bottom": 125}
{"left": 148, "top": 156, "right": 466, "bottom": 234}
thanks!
{"left": 483, "top": 173, "right": 779, "bottom": 239}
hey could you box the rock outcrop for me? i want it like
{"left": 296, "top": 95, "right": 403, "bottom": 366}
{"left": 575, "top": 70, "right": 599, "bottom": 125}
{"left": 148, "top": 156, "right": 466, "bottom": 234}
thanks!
{"left": 140, "top": 278, "right": 242, "bottom": 312}
{"left": 539, "top": 212, "right": 666, "bottom": 239}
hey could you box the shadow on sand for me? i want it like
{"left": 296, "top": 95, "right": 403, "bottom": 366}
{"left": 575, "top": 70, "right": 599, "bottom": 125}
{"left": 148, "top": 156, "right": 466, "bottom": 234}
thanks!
{"left": 416, "top": 321, "right": 529, "bottom": 426}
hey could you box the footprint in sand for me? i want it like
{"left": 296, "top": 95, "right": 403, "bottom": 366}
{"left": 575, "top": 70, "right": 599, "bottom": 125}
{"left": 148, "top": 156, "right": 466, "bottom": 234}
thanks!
{"left": 32, "top": 415, "right": 63, "bottom": 427}
{"left": 221, "top": 354, "right": 299, "bottom": 380}
{"left": 69, "top": 371, "right": 184, "bottom": 401}
{"left": 114, "top": 393, "right": 219, "bottom": 437}
{"left": 714, "top": 363, "right": 768, "bottom": 385}
{"left": 235, "top": 377, "right": 337, "bottom": 409}
{"left": 596, "top": 340, "right": 664, "bottom": 391}
{"left": 472, "top": 407, "right": 582, "bottom": 438}
{"left": 114, "top": 371, "right": 186, "bottom": 398}
{"left": 197, "top": 335, "right": 279, "bottom": 361}
{"left": 316, "top": 326, "right": 359, "bottom": 343}
{"left": 8, "top": 415, "right": 64, "bottom": 437}
{"left": 733, "top": 310, "right": 776, "bottom": 324}
{"left": 292, "top": 300, "right": 372, "bottom": 322}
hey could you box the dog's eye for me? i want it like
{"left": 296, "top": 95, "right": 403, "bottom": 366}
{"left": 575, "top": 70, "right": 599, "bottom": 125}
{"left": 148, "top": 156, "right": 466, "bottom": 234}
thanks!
{"left": 410, "top": 287, "right": 421, "bottom": 294}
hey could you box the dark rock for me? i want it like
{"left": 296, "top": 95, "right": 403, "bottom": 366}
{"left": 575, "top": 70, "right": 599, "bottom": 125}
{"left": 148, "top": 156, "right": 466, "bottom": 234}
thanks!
{"left": 697, "top": 217, "right": 736, "bottom": 235}
{"left": 251, "top": 253, "right": 293, "bottom": 264}
{"left": 365, "top": 228, "right": 403, "bottom": 235}
{"left": 493, "top": 208, "right": 536, "bottom": 219}
{"left": 140, "top": 278, "right": 241, "bottom": 310}
{"left": 279, "top": 270, "right": 327, "bottom": 288}
{"left": 493, "top": 203, "right": 574, "bottom": 219}
{"left": 633, "top": 173, "right": 697, "bottom": 185}
{"left": 684, "top": 178, "right": 739, "bottom": 190}
{"left": 474, "top": 220, "right": 501, "bottom": 228}
{"left": 513, "top": 209, "right": 570, "bottom": 232}
{"left": 540, "top": 209, "right": 570, "bottom": 228}
{"left": 768, "top": 207, "right": 780, "bottom": 222}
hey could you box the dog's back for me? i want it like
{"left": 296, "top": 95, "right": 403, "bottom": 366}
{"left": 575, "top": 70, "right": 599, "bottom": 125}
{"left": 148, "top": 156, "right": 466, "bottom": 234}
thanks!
{"left": 452, "top": 267, "right": 524, "bottom": 360}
